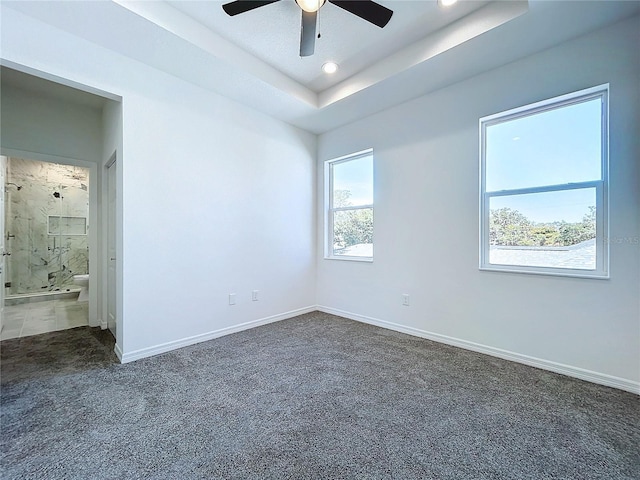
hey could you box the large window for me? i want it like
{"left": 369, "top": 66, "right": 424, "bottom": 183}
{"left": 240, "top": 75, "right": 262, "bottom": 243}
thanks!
{"left": 325, "top": 149, "right": 374, "bottom": 261}
{"left": 480, "top": 85, "right": 609, "bottom": 277}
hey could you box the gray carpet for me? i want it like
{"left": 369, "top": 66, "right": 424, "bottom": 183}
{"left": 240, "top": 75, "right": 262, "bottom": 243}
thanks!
{"left": 1, "top": 311, "right": 638, "bottom": 479}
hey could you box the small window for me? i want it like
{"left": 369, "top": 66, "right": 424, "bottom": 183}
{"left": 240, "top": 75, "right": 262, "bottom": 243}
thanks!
{"left": 480, "top": 85, "right": 608, "bottom": 278}
{"left": 325, "top": 149, "right": 374, "bottom": 261}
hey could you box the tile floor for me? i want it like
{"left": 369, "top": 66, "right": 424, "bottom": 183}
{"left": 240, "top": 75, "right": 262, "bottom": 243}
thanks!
{"left": 1, "top": 299, "right": 89, "bottom": 341}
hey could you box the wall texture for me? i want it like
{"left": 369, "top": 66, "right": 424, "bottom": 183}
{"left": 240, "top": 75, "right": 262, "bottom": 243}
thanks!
{"left": 5, "top": 157, "right": 89, "bottom": 294}
{"left": 317, "top": 16, "right": 640, "bottom": 391}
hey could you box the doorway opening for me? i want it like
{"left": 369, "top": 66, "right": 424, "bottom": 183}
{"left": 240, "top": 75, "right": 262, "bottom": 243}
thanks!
{"left": 0, "top": 62, "right": 122, "bottom": 354}
{"left": 2, "top": 156, "right": 91, "bottom": 339}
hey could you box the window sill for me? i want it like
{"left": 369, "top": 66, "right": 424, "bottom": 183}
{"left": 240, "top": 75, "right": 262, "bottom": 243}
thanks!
{"left": 479, "top": 265, "right": 609, "bottom": 279}
{"left": 324, "top": 255, "right": 373, "bottom": 263}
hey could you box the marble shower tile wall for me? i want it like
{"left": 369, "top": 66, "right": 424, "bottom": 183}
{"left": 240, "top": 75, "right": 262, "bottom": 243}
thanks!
{"left": 5, "top": 158, "right": 89, "bottom": 295}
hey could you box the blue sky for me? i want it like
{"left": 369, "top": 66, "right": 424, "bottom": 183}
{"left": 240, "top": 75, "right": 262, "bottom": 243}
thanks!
{"left": 490, "top": 188, "right": 595, "bottom": 224}
{"left": 486, "top": 97, "right": 601, "bottom": 223}
{"left": 334, "top": 98, "right": 602, "bottom": 224}
{"left": 333, "top": 155, "right": 373, "bottom": 206}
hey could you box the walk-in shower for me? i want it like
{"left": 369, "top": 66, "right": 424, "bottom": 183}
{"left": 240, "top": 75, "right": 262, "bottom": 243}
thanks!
{"left": 4, "top": 157, "right": 90, "bottom": 304}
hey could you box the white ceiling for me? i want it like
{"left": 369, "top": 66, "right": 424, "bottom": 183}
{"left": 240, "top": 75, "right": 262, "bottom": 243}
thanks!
{"left": 167, "top": 0, "right": 492, "bottom": 91}
{"left": 3, "top": 1, "right": 640, "bottom": 133}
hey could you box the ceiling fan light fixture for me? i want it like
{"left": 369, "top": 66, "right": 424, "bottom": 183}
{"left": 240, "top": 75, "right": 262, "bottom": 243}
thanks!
{"left": 322, "top": 62, "right": 338, "bottom": 74}
{"left": 439, "top": 0, "right": 458, "bottom": 7}
{"left": 296, "top": 0, "right": 326, "bottom": 13}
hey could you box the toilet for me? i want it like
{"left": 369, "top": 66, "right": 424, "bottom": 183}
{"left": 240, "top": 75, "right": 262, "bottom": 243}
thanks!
{"left": 73, "top": 274, "right": 89, "bottom": 302}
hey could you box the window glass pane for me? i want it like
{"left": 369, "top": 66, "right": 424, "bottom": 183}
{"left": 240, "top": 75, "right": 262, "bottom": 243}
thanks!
{"left": 333, "top": 208, "right": 373, "bottom": 257}
{"left": 486, "top": 98, "right": 601, "bottom": 191}
{"left": 488, "top": 188, "right": 596, "bottom": 270}
{"left": 333, "top": 155, "right": 373, "bottom": 207}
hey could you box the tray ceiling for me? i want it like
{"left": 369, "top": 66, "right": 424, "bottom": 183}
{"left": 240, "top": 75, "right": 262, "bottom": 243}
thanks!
{"left": 2, "top": 1, "right": 639, "bottom": 133}
{"left": 167, "top": 0, "right": 492, "bottom": 92}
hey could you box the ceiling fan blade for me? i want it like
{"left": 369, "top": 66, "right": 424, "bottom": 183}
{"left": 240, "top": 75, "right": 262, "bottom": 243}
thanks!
{"left": 299, "top": 10, "right": 317, "bottom": 57}
{"left": 222, "top": 0, "right": 281, "bottom": 16}
{"left": 329, "top": 0, "right": 393, "bottom": 28}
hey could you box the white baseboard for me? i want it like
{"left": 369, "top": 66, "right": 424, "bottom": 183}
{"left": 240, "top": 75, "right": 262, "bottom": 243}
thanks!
{"left": 317, "top": 305, "right": 640, "bottom": 395}
{"left": 114, "top": 342, "right": 123, "bottom": 362}
{"left": 118, "top": 306, "right": 317, "bottom": 364}
{"left": 89, "top": 317, "right": 107, "bottom": 329}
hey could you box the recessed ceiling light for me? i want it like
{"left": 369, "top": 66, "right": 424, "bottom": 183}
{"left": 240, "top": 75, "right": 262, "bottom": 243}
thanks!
{"left": 322, "top": 62, "right": 338, "bottom": 74}
{"left": 439, "top": 0, "right": 458, "bottom": 7}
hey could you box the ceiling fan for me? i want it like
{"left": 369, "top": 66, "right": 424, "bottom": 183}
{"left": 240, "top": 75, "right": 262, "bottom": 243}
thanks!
{"left": 222, "top": 0, "right": 393, "bottom": 57}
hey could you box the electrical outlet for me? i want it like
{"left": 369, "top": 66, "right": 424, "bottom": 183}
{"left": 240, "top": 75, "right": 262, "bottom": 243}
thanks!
{"left": 252, "top": 290, "right": 259, "bottom": 301}
{"left": 229, "top": 293, "right": 236, "bottom": 305}
{"left": 402, "top": 294, "right": 410, "bottom": 306}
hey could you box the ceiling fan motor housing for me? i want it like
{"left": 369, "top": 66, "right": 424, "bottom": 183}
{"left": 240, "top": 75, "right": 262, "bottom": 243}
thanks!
{"left": 295, "top": 0, "right": 326, "bottom": 13}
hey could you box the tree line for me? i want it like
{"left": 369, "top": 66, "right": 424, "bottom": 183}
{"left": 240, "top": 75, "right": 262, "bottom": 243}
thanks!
{"left": 333, "top": 190, "right": 373, "bottom": 249}
{"left": 333, "top": 190, "right": 596, "bottom": 249}
{"left": 490, "top": 206, "right": 596, "bottom": 247}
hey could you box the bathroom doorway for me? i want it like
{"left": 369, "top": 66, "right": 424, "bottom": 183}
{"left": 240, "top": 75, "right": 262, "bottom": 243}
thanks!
{"left": 1, "top": 156, "right": 91, "bottom": 340}
{"left": 1, "top": 62, "right": 122, "bottom": 354}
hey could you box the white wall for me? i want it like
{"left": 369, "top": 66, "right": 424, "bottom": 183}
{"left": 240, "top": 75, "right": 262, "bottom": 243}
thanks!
{"left": 1, "top": 6, "right": 317, "bottom": 360}
{"left": 317, "top": 16, "right": 640, "bottom": 391}
{"left": 1, "top": 84, "right": 103, "bottom": 162}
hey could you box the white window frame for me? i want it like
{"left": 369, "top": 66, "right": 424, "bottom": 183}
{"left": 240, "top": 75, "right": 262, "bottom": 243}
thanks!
{"left": 324, "top": 148, "right": 374, "bottom": 262}
{"left": 479, "top": 85, "right": 609, "bottom": 278}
